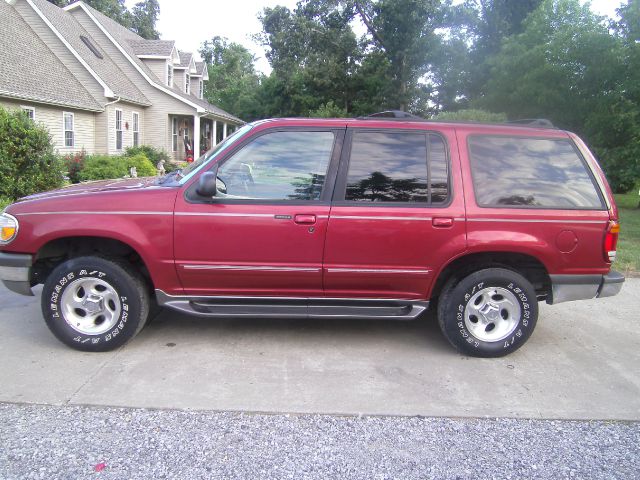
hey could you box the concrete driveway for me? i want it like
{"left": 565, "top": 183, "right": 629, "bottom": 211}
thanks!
{"left": 0, "top": 280, "right": 638, "bottom": 420}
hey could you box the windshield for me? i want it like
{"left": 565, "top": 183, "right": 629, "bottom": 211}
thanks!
{"left": 176, "top": 123, "right": 255, "bottom": 184}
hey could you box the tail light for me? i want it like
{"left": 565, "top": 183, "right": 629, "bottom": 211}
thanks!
{"left": 604, "top": 221, "right": 620, "bottom": 263}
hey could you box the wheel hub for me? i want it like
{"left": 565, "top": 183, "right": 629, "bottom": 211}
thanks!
{"left": 464, "top": 286, "right": 521, "bottom": 342}
{"left": 60, "top": 277, "right": 122, "bottom": 335}
{"left": 82, "top": 294, "right": 104, "bottom": 315}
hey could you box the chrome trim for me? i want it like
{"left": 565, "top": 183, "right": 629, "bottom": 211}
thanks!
{"left": 18, "top": 211, "right": 172, "bottom": 216}
{"left": 467, "top": 218, "right": 604, "bottom": 224}
{"left": 330, "top": 215, "right": 431, "bottom": 221}
{"left": 0, "top": 265, "right": 30, "bottom": 282}
{"left": 182, "top": 264, "right": 321, "bottom": 273}
{"left": 175, "top": 212, "right": 274, "bottom": 218}
{"left": 326, "top": 268, "right": 432, "bottom": 274}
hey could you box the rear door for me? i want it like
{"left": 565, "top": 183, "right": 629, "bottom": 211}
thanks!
{"left": 323, "top": 126, "right": 467, "bottom": 300}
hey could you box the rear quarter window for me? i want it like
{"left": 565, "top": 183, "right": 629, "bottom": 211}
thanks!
{"left": 468, "top": 136, "right": 604, "bottom": 209}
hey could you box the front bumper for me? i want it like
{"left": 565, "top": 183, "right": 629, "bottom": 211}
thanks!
{"left": 548, "top": 271, "right": 625, "bottom": 304}
{"left": 0, "top": 252, "right": 33, "bottom": 296}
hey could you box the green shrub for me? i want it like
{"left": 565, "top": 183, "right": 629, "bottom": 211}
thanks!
{"left": 125, "top": 145, "right": 169, "bottom": 165}
{"left": 78, "top": 153, "right": 156, "bottom": 181}
{"left": 434, "top": 109, "right": 508, "bottom": 123}
{"left": 0, "top": 106, "right": 64, "bottom": 199}
{"left": 164, "top": 161, "right": 188, "bottom": 173}
{"left": 63, "top": 150, "right": 86, "bottom": 184}
{"left": 0, "top": 196, "right": 12, "bottom": 211}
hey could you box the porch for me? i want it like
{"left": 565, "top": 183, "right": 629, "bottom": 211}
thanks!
{"left": 169, "top": 114, "right": 239, "bottom": 162}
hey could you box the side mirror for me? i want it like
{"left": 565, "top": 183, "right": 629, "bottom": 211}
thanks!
{"left": 196, "top": 171, "right": 217, "bottom": 197}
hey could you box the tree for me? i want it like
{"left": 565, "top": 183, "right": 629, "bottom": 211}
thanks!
{"left": 199, "top": 37, "right": 263, "bottom": 121}
{"left": 130, "top": 0, "right": 160, "bottom": 40}
{"left": 477, "top": 0, "right": 638, "bottom": 191}
{"left": 47, "top": 0, "right": 161, "bottom": 40}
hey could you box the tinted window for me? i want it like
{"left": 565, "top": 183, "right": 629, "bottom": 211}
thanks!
{"left": 216, "top": 131, "right": 334, "bottom": 201}
{"left": 468, "top": 136, "right": 604, "bottom": 209}
{"left": 345, "top": 132, "right": 449, "bottom": 204}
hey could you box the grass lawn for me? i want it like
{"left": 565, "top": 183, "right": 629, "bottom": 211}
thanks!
{"left": 614, "top": 190, "right": 640, "bottom": 276}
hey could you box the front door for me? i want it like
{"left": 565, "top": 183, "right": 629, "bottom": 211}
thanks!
{"left": 323, "top": 127, "right": 467, "bottom": 300}
{"left": 174, "top": 127, "right": 344, "bottom": 297}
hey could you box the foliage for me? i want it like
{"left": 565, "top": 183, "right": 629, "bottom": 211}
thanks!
{"left": 125, "top": 145, "right": 169, "bottom": 166}
{"left": 164, "top": 161, "right": 188, "bottom": 174}
{"left": 475, "top": 0, "right": 640, "bottom": 192}
{"left": 46, "top": 0, "right": 160, "bottom": 40}
{"left": 78, "top": 153, "right": 155, "bottom": 181}
{"left": 62, "top": 150, "right": 86, "bottom": 184}
{"left": 0, "top": 197, "right": 12, "bottom": 211}
{"left": 614, "top": 191, "right": 640, "bottom": 275}
{"left": 309, "top": 101, "right": 349, "bottom": 118}
{"left": 200, "top": 37, "right": 264, "bottom": 120}
{"left": 0, "top": 107, "right": 64, "bottom": 200}
{"left": 434, "top": 109, "right": 507, "bottom": 123}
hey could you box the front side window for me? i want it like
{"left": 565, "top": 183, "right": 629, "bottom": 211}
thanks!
{"left": 115, "top": 109, "right": 123, "bottom": 150}
{"left": 344, "top": 131, "right": 449, "bottom": 204}
{"left": 468, "top": 136, "right": 604, "bottom": 209}
{"left": 132, "top": 112, "right": 140, "bottom": 147}
{"left": 216, "top": 131, "right": 335, "bottom": 201}
{"left": 63, "top": 112, "right": 74, "bottom": 148}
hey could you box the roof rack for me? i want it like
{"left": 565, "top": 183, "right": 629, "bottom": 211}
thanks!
{"left": 360, "top": 110, "right": 426, "bottom": 121}
{"left": 506, "top": 119, "right": 555, "bottom": 128}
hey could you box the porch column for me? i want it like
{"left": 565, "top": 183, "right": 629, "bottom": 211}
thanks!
{"left": 193, "top": 114, "right": 200, "bottom": 158}
{"left": 212, "top": 120, "right": 218, "bottom": 146}
{"left": 223, "top": 122, "right": 228, "bottom": 139}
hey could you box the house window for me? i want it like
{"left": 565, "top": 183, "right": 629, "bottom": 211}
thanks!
{"left": 63, "top": 112, "right": 74, "bottom": 148}
{"left": 185, "top": 74, "right": 190, "bottom": 94}
{"left": 172, "top": 117, "right": 178, "bottom": 152}
{"left": 21, "top": 106, "right": 35, "bottom": 121}
{"left": 115, "top": 109, "right": 123, "bottom": 150}
{"left": 167, "top": 63, "right": 173, "bottom": 87}
{"left": 132, "top": 112, "right": 140, "bottom": 147}
{"left": 199, "top": 80, "right": 203, "bottom": 99}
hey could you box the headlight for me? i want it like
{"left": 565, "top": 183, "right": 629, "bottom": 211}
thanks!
{"left": 0, "top": 213, "right": 18, "bottom": 244}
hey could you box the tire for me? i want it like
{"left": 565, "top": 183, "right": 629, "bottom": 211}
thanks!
{"left": 437, "top": 268, "right": 538, "bottom": 358}
{"left": 41, "top": 256, "right": 150, "bottom": 352}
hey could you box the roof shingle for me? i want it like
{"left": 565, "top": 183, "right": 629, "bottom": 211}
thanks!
{"left": 128, "top": 39, "right": 175, "bottom": 57}
{"left": 0, "top": 0, "right": 102, "bottom": 111}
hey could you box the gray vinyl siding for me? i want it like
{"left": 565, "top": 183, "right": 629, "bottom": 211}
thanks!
{"left": 142, "top": 58, "right": 168, "bottom": 85}
{"left": 105, "top": 102, "right": 145, "bottom": 154}
{"left": 13, "top": 0, "right": 105, "bottom": 105}
{"left": 68, "top": 7, "right": 195, "bottom": 157}
{"left": 173, "top": 69, "right": 186, "bottom": 93}
{"left": 0, "top": 98, "right": 95, "bottom": 154}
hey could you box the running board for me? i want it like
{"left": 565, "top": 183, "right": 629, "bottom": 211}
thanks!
{"left": 155, "top": 290, "right": 429, "bottom": 320}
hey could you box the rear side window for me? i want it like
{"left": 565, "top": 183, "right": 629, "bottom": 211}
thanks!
{"left": 468, "top": 136, "right": 604, "bottom": 209}
{"left": 344, "top": 131, "right": 449, "bottom": 204}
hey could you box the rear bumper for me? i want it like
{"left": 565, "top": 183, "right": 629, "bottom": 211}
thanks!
{"left": 548, "top": 271, "right": 625, "bottom": 304}
{"left": 0, "top": 252, "right": 33, "bottom": 296}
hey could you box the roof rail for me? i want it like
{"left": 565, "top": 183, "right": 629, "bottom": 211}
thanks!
{"left": 360, "top": 110, "right": 425, "bottom": 121}
{"left": 506, "top": 119, "right": 555, "bottom": 128}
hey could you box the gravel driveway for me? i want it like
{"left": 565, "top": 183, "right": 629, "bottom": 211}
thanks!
{"left": 1, "top": 403, "right": 638, "bottom": 480}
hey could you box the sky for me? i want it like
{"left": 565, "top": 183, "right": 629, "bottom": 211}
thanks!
{"left": 125, "top": 0, "right": 625, "bottom": 74}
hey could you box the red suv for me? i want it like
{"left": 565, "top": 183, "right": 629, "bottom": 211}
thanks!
{"left": 0, "top": 113, "right": 624, "bottom": 357}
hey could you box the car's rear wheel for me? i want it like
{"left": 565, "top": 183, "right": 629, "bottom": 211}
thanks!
{"left": 41, "top": 256, "right": 150, "bottom": 352}
{"left": 437, "top": 268, "right": 538, "bottom": 357}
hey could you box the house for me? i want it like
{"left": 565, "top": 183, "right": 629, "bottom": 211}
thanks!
{"left": 0, "top": 0, "right": 243, "bottom": 162}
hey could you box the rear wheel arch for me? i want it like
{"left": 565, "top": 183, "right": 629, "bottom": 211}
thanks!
{"left": 430, "top": 251, "right": 551, "bottom": 302}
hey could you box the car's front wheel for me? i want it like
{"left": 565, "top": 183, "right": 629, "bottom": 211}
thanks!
{"left": 41, "top": 256, "right": 150, "bottom": 352}
{"left": 437, "top": 268, "right": 538, "bottom": 357}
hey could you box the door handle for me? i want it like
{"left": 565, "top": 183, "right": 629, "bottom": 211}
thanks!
{"left": 294, "top": 214, "right": 316, "bottom": 225}
{"left": 432, "top": 217, "right": 454, "bottom": 228}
